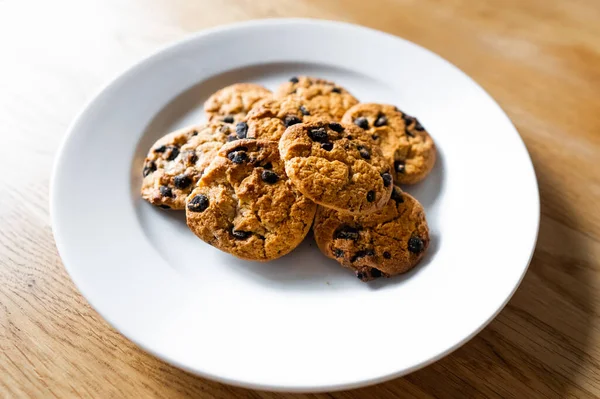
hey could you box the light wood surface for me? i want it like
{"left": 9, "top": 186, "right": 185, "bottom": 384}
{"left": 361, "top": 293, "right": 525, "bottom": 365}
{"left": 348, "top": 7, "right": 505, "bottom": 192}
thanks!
{"left": 1, "top": 0, "right": 599, "bottom": 397}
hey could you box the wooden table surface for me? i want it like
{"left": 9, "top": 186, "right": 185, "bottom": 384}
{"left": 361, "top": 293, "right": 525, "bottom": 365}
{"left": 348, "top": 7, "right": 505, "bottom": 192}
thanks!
{"left": 2, "top": 0, "right": 600, "bottom": 397}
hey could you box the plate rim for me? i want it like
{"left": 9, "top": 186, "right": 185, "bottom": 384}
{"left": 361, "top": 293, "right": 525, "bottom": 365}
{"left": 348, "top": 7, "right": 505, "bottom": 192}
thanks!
{"left": 50, "top": 18, "right": 540, "bottom": 392}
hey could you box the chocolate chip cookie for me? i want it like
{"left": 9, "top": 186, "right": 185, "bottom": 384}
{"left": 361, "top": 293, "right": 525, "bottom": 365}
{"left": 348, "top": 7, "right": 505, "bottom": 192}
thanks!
{"left": 186, "top": 139, "right": 317, "bottom": 261}
{"left": 204, "top": 83, "right": 272, "bottom": 124}
{"left": 244, "top": 96, "right": 328, "bottom": 141}
{"left": 313, "top": 186, "right": 429, "bottom": 281}
{"left": 275, "top": 76, "right": 359, "bottom": 121}
{"left": 279, "top": 121, "right": 393, "bottom": 214}
{"left": 141, "top": 123, "right": 234, "bottom": 209}
{"left": 341, "top": 103, "right": 436, "bottom": 185}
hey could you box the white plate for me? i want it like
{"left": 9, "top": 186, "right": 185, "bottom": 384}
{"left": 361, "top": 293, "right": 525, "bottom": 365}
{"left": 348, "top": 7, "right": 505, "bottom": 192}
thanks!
{"left": 51, "top": 19, "right": 539, "bottom": 392}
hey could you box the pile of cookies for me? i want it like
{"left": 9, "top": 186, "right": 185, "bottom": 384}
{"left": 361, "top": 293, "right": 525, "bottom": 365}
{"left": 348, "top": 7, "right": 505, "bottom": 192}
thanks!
{"left": 141, "top": 76, "right": 436, "bottom": 282}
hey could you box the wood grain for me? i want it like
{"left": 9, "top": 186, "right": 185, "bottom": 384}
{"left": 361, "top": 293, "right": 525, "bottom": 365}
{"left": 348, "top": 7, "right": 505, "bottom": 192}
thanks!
{"left": 1, "top": 0, "right": 599, "bottom": 397}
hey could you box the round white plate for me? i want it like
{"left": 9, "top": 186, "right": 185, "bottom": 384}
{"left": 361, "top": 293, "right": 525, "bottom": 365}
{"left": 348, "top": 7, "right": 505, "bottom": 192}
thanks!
{"left": 51, "top": 19, "right": 539, "bottom": 392}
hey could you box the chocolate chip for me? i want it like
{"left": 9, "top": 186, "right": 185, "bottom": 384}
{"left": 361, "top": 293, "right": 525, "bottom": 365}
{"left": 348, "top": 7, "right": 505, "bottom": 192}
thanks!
{"left": 159, "top": 186, "right": 173, "bottom": 198}
{"left": 351, "top": 249, "right": 375, "bottom": 262}
{"left": 227, "top": 147, "right": 249, "bottom": 164}
{"left": 334, "top": 225, "right": 360, "bottom": 240}
{"left": 394, "top": 160, "right": 406, "bottom": 174}
{"left": 370, "top": 268, "right": 382, "bottom": 278}
{"left": 299, "top": 105, "right": 310, "bottom": 116}
{"left": 405, "top": 128, "right": 415, "bottom": 138}
{"left": 331, "top": 87, "right": 342, "bottom": 93}
{"left": 383, "top": 251, "right": 391, "bottom": 259}
{"left": 372, "top": 134, "right": 379, "bottom": 140}
{"left": 321, "top": 142, "right": 333, "bottom": 151}
{"left": 159, "top": 205, "right": 171, "bottom": 209}
{"left": 261, "top": 170, "right": 279, "bottom": 184}
{"left": 154, "top": 145, "right": 166, "bottom": 153}
{"left": 232, "top": 229, "right": 251, "bottom": 239}
{"left": 290, "top": 76, "right": 299, "bottom": 83}
{"left": 357, "top": 146, "right": 370, "bottom": 160}
{"left": 391, "top": 187, "right": 404, "bottom": 203}
{"left": 356, "top": 271, "right": 365, "bottom": 280}
{"left": 414, "top": 119, "right": 424, "bottom": 131}
{"left": 263, "top": 162, "right": 273, "bottom": 170}
{"left": 402, "top": 113, "right": 414, "bottom": 125}
{"left": 186, "top": 151, "right": 198, "bottom": 165}
{"left": 191, "top": 130, "right": 198, "bottom": 136}
{"left": 142, "top": 161, "right": 156, "bottom": 177}
{"left": 187, "top": 194, "right": 209, "bottom": 212}
{"left": 354, "top": 117, "right": 369, "bottom": 130}
{"left": 227, "top": 135, "right": 238, "bottom": 142}
{"left": 374, "top": 114, "right": 387, "bottom": 127}
{"left": 333, "top": 248, "right": 344, "bottom": 258}
{"left": 235, "top": 122, "right": 248, "bottom": 139}
{"left": 366, "top": 190, "right": 375, "bottom": 202}
{"left": 223, "top": 115, "right": 234, "bottom": 123}
{"left": 308, "top": 127, "right": 328, "bottom": 142}
{"left": 346, "top": 135, "right": 353, "bottom": 140}
{"left": 408, "top": 237, "right": 425, "bottom": 254}
{"left": 174, "top": 174, "right": 192, "bottom": 189}
{"left": 328, "top": 122, "right": 344, "bottom": 133}
{"left": 381, "top": 172, "right": 392, "bottom": 187}
{"left": 284, "top": 115, "right": 302, "bottom": 127}
{"left": 166, "top": 146, "right": 179, "bottom": 161}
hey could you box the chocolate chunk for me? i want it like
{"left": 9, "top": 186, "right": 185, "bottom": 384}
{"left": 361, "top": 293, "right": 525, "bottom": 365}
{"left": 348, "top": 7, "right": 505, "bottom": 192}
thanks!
{"left": 284, "top": 115, "right": 302, "bottom": 127}
{"left": 261, "top": 170, "right": 279, "bottom": 184}
{"left": 154, "top": 145, "right": 166, "bottom": 153}
{"left": 354, "top": 117, "right": 369, "bottom": 130}
{"left": 187, "top": 194, "right": 209, "bottom": 212}
{"left": 351, "top": 249, "right": 375, "bottom": 262}
{"left": 232, "top": 229, "right": 252, "bottom": 239}
{"left": 391, "top": 186, "right": 404, "bottom": 203}
{"left": 366, "top": 190, "right": 375, "bottom": 202}
{"left": 408, "top": 237, "right": 425, "bottom": 254}
{"left": 333, "top": 248, "right": 344, "bottom": 258}
{"left": 328, "top": 122, "right": 344, "bottom": 133}
{"left": 159, "top": 205, "right": 171, "bottom": 209}
{"left": 299, "top": 105, "right": 310, "bottom": 116}
{"left": 173, "top": 174, "right": 192, "bottom": 189}
{"left": 142, "top": 161, "right": 156, "bottom": 177}
{"left": 370, "top": 268, "right": 382, "bottom": 278}
{"left": 394, "top": 160, "right": 406, "bottom": 174}
{"left": 159, "top": 186, "right": 173, "bottom": 198}
{"left": 223, "top": 115, "right": 234, "bottom": 123}
{"left": 166, "top": 146, "right": 179, "bottom": 161}
{"left": 331, "top": 87, "right": 342, "bottom": 93}
{"left": 374, "top": 114, "right": 387, "bottom": 127}
{"left": 334, "top": 225, "right": 360, "bottom": 240}
{"left": 381, "top": 172, "right": 392, "bottom": 187}
{"left": 235, "top": 122, "right": 248, "bottom": 139}
{"left": 383, "top": 251, "right": 392, "bottom": 259}
{"left": 308, "top": 127, "right": 328, "bottom": 142}
{"left": 321, "top": 142, "right": 333, "bottom": 151}
{"left": 290, "top": 76, "right": 299, "bottom": 83}
{"left": 414, "top": 119, "right": 424, "bottom": 131}
{"left": 357, "top": 146, "right": 371, "bottom": 160}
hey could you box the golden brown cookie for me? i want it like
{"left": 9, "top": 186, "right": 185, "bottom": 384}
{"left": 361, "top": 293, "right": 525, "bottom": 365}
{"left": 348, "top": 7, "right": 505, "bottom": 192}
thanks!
{"left": 313, "top": 187, "right": 429, "bottom": 282}
{"left": 141, "top": 123, "right": 234, "bottom": 210}
{"left": 185, "top": 139, "right": 317, "bottom": 261}
{"left": 204, "top": 83, "right": 272, "bottom": 124}
{"left": 341, "top": 103, "right": 436, "bottom": 185}
{"left": 244, "top": 96, "right": 328, "bottom": 141}
{"left": 279, "top": 121, "right": 393, "bottom": 214}
{"left": 274, "top": 76, "right": 359, "bottom": 121}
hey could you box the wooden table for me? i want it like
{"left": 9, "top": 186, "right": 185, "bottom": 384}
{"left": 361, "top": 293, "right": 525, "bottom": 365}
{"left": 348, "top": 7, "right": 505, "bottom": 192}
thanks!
{"left": 1, "top": 0, "right": 599, "bottom": 397}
